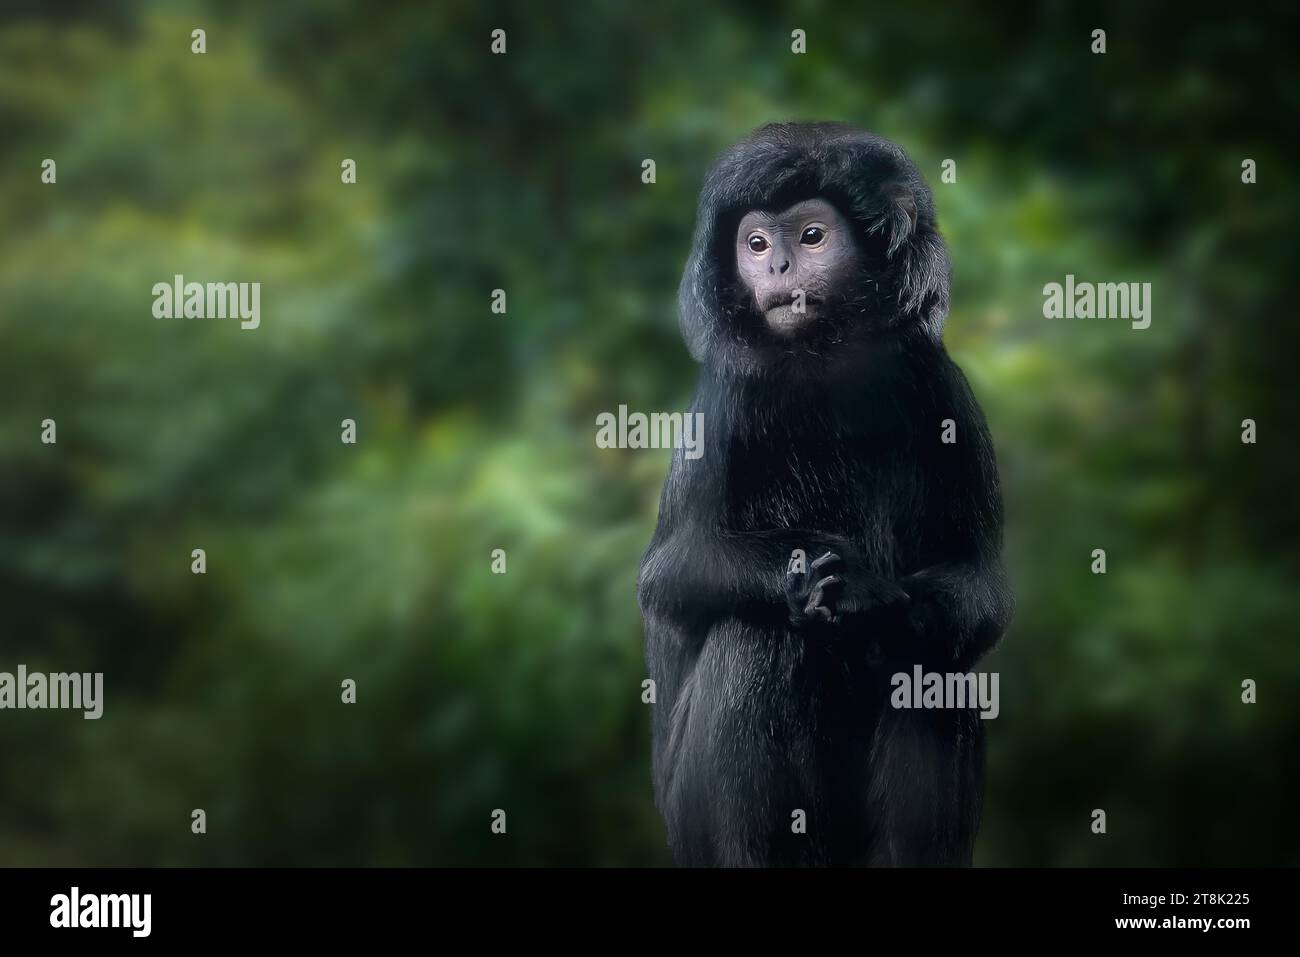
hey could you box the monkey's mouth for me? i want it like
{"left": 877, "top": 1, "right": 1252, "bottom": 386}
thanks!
{"left": 763, "top": 302, "right": 821, "bottom": 335}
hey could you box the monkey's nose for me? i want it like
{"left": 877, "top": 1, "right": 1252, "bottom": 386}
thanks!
{"left": 770, "top": 259, "right": 791, "bottom": 275}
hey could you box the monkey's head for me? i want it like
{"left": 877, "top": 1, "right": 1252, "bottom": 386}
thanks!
{"left": 679, "top": 123, "right": 951, "bottom": 375}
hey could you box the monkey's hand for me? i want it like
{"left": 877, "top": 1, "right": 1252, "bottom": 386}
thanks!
{"left": 785, "top": 550, "right": 909, "bottom": 630}
{"left": 893, "top": 565, "right": 1012, "bottom": 669}
{"left": 901, "top": 575, "right": 946, "bottom": 645}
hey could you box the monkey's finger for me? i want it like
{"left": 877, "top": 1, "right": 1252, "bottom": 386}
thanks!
{"left": 812, "top": 573, "right": 843, "bottom": 594}
{"left": 810, "top": 551, "right": 842, "bottom": 574}
{"left": 807, "top": 574, "right": 843, "bottom": 608}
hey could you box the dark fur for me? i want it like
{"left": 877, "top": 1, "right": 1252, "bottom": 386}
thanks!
{"left": 638, "top": 123, "right": 1013, "bottom": 867}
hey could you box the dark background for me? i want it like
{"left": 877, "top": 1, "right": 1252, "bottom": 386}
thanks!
{"left": 1, "top": 0, "right": 1297, "bottom": 866}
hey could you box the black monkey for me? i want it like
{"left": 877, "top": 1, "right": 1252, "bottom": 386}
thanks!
{"left": 638, "top": 123, "right": 1013, "bottom": 867}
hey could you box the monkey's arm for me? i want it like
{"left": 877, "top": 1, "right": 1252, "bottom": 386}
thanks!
{"left": 898, "top": 369, "right": 1014, "bottom": 671}
{"left": 638, "top": 522, "right": 847, "bottom": 630}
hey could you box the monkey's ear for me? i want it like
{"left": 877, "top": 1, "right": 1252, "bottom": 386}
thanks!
{"left": 872, "top": 181, "right": 949, "bottom": 331}
{"left": 867, "top": 182, "right": 919, "bottom": 258}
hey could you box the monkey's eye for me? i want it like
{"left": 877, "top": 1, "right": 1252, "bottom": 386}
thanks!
{"left": 747, "top": 234, "right": 769, "bottom": 253}
{"left": 800, "top": 226, "right": 827, "bottom": 246}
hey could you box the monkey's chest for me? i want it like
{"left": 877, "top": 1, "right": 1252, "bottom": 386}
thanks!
{"left": 725, "top": 439, "right": 924, "bottom": 567}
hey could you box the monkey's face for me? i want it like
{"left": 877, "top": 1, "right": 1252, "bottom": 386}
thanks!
{"left": 734, "top": 198, "right": 864, "bottom": 338}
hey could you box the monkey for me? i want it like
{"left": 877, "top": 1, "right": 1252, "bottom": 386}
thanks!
{"left": 637, "top": 122, "right": 1013, "bottom": 867}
